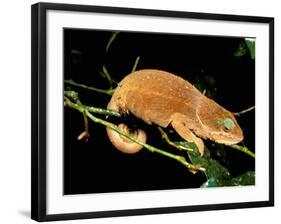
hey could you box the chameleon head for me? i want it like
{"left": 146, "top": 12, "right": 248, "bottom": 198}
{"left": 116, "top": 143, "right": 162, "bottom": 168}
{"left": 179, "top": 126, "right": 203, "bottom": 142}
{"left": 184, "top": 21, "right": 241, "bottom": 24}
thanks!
{"left": 197, "top": 100, "right": 244, "bottom": 145}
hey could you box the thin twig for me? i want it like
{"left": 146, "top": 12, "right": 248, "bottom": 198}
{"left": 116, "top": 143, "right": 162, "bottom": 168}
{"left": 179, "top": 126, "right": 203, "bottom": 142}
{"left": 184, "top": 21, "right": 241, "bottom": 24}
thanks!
{"left": 101, "top": 65, "right": 116, "bottom": 89}
{"left": 202, "top": 89, "right": 206, "bottom": 95}
{"left": 228, "top": 144, "right": 255, "bottom": 158}
{"left": 105, "top": 32, "right": 119, "bottom": 53}
{"left": 157, "top": 127, "right": 194, "bottom": 152}
{"left": 102, "top": 32, "right": 120, "bottom": 86}
{"left": 64, "top": 80, "right": 115, "bottom": 96}
{"left": 131, "top": 56, "right": 141, "bottom": 73}
{"left": 234, "top": 106, "right": 255, "bottom": 116}
{"left": 77, "top": 112, "right": 90, "bottom": 141}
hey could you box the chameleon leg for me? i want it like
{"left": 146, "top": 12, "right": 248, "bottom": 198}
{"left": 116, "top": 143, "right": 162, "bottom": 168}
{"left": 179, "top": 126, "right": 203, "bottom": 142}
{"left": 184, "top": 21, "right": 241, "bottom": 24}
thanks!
{"left": 171, "top": 114, "right": 205, "bottom": 156}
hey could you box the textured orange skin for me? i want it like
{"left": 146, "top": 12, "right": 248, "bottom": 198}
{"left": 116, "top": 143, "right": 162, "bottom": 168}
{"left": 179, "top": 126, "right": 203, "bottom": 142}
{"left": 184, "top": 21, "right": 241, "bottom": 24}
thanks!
{"left": 107, "top": 69, "right": 243, "bottom": 155}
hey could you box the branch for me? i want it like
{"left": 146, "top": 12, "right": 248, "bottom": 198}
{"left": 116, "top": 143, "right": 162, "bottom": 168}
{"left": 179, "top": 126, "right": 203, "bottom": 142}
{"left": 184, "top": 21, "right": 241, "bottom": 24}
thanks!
{"left": 157, "top": 127, "right": 194, "bottom": 152}
{"left": 64, "top": 91, "right": 120, "bottom": 117}
{"left": 228, "top": 144, "right": 255, "bottom": 158}
{"left": 87, "top": 110, "right": 205, "bottom": 173}
{"left": 234, "top": 106, "right": 255, "bottom": 116}
{"left": 65, "top": 90, "right": 255, "bottom": 159}
{"left": 64, "top": 79, "right": 115, "bottom": 96}
{"left": 64, "top": 93, "right": 205, "bottom": 173}
{"left": 158, "top": 126, "right": 255, "bottom": 159}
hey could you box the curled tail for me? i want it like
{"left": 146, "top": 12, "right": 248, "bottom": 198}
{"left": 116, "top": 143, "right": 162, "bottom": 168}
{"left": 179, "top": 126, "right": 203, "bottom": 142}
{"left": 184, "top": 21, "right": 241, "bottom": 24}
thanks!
{"left": 106, "top": 99, "right": 147, "bottom": 154}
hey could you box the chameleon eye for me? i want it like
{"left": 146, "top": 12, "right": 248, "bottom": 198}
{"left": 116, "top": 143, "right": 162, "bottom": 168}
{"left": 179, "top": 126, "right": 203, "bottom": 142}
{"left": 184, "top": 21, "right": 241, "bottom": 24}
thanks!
{"left": 223, "top": 126, "right": 231, "bottom": 132}
{"left": 217, "top": 118, "right": 235, "bottom": 132}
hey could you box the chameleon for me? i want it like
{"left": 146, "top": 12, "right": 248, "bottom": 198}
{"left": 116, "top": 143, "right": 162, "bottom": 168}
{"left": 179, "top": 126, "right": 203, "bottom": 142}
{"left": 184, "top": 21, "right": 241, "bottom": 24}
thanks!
{"left": 106, "top": 69, "right": 243, "bottom": 155}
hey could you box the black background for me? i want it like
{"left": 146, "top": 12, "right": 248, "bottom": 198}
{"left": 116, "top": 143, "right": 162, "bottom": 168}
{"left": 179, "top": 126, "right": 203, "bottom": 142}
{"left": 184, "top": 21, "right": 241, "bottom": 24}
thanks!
{"left": 64, "top": 29, "right": 255, "bottom": 195}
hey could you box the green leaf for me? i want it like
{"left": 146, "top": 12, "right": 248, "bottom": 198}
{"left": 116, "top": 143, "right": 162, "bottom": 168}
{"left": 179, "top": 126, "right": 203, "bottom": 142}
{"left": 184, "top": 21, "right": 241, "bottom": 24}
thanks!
{"left": 200, "top": 177, "right": 231, "bottom": 187}
{"left": 174, "top": 141, "right": 198, "bottom": 151}
{"left": 245, "top": 38, "right": 255, "bottom": 59}
{"left": 173, "top": 141, "right": 255, "bottom": 187}
{"left": 230, "top": 171, "right": 255, "bottom": 186}
{"left": 193, "top": 75, "right": 217, "bottom": 99}
{"left": 201, "top": 177, "right": 218, "bottom": 187}
{"left": 71, "top": 49, "right": 82, "bottom": 55}
{"left": 175, "top": 142, "right": 231, "bottom": 186}
{"left": 234, "top": 38, "right": 255, "bottom": 59}
{"left": 234, "top": 41, "right": 247, "bottom": 57}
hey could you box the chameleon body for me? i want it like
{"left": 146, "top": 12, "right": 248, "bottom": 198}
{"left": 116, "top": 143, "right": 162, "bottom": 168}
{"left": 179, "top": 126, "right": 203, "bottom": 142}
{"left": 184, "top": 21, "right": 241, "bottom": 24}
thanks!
{"left": 106, "top": 69, "right": 243, "bottom": 155}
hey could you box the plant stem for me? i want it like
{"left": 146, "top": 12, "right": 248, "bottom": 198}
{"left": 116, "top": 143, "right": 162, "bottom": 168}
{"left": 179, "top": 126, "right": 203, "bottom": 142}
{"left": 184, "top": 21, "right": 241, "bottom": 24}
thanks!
{"left": 157, "top": 127, "right": 194, "bottom": 152}
{"left": 64, "top": 97, "right": 205, "bottom": 173}
{"left": 86, "top": 111, "right": 205, "bottom": 172}
{"left": 105, "top": 32, "right": 119, "bottom": 53}
{"left": 77, "top": 112, "right": 90, "bottom": 141}
{"left": 102, "top": 65, "right": 115, "bottom": 89}
{"left": 131, "top": 56, "right": 140, "bottom": 73}
{"left": 157, "top": 124, "right": 254, "bottom": 158}
{"left": 234, "top": 106, "right": 255, "bottom": 116}
{"left": 65, "top": 91, "right": 254, "bottom": 159}
{"left": 86, "top": 105, "right": 121, "bottom": 117}
{"left": 64, "top": 92, "right": 121, "bottom": 117}
{"left": 64, "top": 79, "right": 115, "bottom": 96}
{"left": 228, "top": 144, "right": 255, "bottom": 158}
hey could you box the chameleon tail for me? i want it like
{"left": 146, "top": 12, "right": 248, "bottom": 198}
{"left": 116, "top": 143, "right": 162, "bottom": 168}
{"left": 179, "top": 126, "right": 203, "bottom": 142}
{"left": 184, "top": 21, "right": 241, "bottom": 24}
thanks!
{"left": 106, "top": 98, "right": 147, "bottom": 154}
{"left": 106, "top": 124, "right": 146, "bottom": 154}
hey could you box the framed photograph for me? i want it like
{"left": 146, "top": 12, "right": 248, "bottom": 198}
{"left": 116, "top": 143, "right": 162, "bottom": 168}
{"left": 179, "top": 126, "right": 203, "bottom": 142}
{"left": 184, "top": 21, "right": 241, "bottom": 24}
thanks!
{"left": 31, "top": 2, "right": 274, "bottom": 222}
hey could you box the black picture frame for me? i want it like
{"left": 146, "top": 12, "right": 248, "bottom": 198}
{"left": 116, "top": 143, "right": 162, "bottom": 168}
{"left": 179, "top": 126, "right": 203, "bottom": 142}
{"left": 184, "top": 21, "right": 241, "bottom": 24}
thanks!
{"left": 31, "top": 2, "right": 274, "bottom": 222}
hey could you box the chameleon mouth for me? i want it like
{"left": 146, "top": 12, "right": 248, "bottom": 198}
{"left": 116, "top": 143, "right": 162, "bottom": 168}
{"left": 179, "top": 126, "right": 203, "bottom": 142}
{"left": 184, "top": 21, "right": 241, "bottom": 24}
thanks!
{"left": 216, "top": 139, "right": 242, "bottom": 145}
{"left": 213, "top": 134, "right": 244, "bottom": 145}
